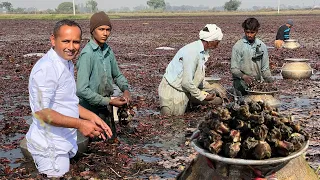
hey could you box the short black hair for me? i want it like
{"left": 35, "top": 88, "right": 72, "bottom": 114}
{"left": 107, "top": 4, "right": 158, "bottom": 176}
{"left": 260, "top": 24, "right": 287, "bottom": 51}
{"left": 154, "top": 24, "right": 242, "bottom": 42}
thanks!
{"left": 53, "top": 19, "right": 82, "bottom": 37}
{"left": 242, "top": 18, "right": 260, "bottom": 31}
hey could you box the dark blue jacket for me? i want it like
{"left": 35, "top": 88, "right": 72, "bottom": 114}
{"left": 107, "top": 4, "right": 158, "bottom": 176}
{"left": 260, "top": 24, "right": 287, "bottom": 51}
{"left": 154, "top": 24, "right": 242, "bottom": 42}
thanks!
{"left": 276, "top": 24, "right": 291, "bottom": 40}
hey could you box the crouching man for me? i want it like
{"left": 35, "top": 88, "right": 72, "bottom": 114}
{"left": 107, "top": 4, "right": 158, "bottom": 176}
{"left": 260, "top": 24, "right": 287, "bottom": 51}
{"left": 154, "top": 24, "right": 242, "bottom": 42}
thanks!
{"left": 26, "top": 19, "right": 112, "bottom": 178}
{"left": 158, "top": 24, "right": 226, "bottom": 116}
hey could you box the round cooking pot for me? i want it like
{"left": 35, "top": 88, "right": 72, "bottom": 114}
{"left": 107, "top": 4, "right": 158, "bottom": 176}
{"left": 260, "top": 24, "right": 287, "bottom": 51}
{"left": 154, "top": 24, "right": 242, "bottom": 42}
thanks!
{"left": 204, "top": 77, "right": 227, "bottom": 98}
{"left": 244, "top": 90, "right": 281, "bottom": 108}
{"left": 283, "top": 39, "right": 301, "bottom": 50}
{"left": 281, "top": 58, "right": 313, "bottom": 79}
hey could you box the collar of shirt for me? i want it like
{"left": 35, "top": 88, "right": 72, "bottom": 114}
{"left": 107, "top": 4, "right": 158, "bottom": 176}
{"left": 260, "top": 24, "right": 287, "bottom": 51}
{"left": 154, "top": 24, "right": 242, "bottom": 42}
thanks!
{"left": 241, "top": 37, "right": 263, "bottom": 50}
{"left": 88, "top": 38, "right": 110, "bottom": 56}
{"left": 197, "top": 40, "right": 209, "bottom": 63}
{"left": 197, "top": 39, "right": 205, "bottom": 52}
{"left": 49, "top": 48, "right": 73, "bottom": 71}
{"left": 242, "top": 37, "right": 256, "bottom": 45}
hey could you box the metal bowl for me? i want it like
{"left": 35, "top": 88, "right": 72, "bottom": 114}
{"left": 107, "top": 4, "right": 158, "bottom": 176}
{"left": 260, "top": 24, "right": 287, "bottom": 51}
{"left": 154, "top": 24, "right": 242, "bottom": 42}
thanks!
{"left": 283, "top": 39, "right": 301, "bottom": 50}
{"left": 76, "top": 131, "right": 89, "bottom": 155}
{"left": 191, "top": 130, "right": 309, "bottom": 165}
{"left": 20, "top": 131, "right": 89, "bottom": 160}
{"left": 204, "top": 77, "right": 221, "bottom": 84}
{"left": 244, "top": 89, "right": 281, "bottom": 107}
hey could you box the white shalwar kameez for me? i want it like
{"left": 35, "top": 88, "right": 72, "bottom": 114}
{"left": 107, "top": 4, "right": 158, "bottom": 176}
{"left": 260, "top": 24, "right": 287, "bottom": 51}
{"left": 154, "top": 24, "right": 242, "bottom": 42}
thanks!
{"left": 158, "top": 24, "right": 224, "bottom": 116}
{"left": 158, "top": 40, "right": 209, "bottom": 115}
{"left": 26, "top": 48, "right": 79, "bottom": 177}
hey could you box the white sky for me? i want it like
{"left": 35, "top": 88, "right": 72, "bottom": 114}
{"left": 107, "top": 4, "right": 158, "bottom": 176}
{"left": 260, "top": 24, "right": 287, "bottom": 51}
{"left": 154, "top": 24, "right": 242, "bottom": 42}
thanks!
{"left": 4, "top": 0, "right": 319, "bottom": 10}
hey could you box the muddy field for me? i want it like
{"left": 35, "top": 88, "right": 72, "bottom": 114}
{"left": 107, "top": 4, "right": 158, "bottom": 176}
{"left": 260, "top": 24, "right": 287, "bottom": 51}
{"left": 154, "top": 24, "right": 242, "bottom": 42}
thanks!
{"left": 0, "top": 14, "right": 320, "bottom": 179}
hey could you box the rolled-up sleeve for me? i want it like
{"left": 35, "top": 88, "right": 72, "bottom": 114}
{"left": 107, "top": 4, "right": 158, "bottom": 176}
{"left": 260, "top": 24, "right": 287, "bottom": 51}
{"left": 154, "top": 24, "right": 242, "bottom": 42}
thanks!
{"left": 110, "top": 53, "right": 129, "bottom": 92}
{"left": 30, "top": 66, "right": 58, "bottom": 111}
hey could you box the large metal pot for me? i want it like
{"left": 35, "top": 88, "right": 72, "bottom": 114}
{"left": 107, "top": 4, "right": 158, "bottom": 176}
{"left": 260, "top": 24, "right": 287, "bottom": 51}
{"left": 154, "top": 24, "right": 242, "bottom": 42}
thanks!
{"left": 191, "top": 130, "right": 309, "bottom": 166}
{"left": 20, "top": 130, "right": 89, "bottom": 160}
{"left": 183, "top": 131, "right": 318, "bottom": 180}
{"left": 283, "top": 39, "right": 301, "bottom": 50}
{"left": 204, "top": 77, "right": 227, "bottom": 97}
{"left": 281, "top": 58, "right": 313, "bottom": 79}
{"left": 244, "top": 90, "right": 281, "bottom": 108}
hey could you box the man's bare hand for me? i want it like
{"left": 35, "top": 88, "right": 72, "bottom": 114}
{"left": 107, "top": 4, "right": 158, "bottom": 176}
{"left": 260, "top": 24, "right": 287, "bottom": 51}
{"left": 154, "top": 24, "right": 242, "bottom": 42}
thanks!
{"left": 89, "top": 114, "right": 113, "bottom": 139}
{"left": 204, "top": 93, "right": 216, "bottom": 101}
{"left": 109, "top": 97, "right": 127, "bottom": 107}
{"left": 123, "top": 90, "right": 131, "bottom": 104}
{"left": 264, "top": 76, "right": 274, "bottom": 83}
{"left": 214, "top": 89, "right": 226, "bottom": 99}
{"left": 78, "top": 120, "right": 105, "bottom": 139}
{"left": 242, "top": 75, "right": 255, "bottom": 85}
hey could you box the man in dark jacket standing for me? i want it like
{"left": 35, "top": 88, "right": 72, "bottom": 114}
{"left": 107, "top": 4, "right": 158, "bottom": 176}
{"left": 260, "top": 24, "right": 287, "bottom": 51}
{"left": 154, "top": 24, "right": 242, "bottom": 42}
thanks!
{"left": 274, "top": 19, "right": 293, "bottom": 48}
{"left": 76, "top": 11, "right": 131, "bottom": 139}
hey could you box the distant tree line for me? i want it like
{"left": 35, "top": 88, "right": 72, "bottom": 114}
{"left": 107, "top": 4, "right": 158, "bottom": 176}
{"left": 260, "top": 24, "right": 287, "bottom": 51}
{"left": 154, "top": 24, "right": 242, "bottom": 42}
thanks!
{"left": 0, "top": 0, "right": 99, "bottom": 14}
{"left": 0, "top": 0, "right": 316, "bottom": 14}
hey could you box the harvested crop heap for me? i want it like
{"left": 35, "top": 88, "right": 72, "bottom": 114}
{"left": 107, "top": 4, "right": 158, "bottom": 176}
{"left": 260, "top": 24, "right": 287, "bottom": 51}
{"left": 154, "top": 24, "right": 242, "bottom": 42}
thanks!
{"left": 197, "top": 101, "right": 309, "bottom": 160}
{"left": 248, "top": 82, "right": 278, "bottom": 92}
{"left": 117, "top": 104, "right": 135, "bottom": 126}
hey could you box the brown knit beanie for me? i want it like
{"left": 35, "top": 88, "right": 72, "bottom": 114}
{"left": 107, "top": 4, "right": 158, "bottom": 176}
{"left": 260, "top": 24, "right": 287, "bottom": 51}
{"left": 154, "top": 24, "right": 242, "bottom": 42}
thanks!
{"left": 90, "top": 11, "right": 112, "bottom": 33}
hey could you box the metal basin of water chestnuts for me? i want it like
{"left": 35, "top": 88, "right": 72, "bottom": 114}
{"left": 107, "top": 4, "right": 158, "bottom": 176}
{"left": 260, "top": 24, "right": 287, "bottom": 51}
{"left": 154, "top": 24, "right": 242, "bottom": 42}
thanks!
{"left": 281, "top": 58, "right": 313, "bottom": 79}
{"left": 283, "top": 39, "right": 301, "bottom": 50}
{"left": 244, "top": 90, "right": 281, "bottom": 108}
{"left": 245, "top": 82, "right": 280, "bottom": 108}
{"left": 192, "top": 101, "right": 309, "bottom": 165}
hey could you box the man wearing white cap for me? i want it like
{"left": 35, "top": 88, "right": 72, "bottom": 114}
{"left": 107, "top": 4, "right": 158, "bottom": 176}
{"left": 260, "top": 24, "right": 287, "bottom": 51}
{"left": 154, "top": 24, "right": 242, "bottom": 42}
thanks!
{"left": 158, "top": 24, "right": 225, "bottom": 116}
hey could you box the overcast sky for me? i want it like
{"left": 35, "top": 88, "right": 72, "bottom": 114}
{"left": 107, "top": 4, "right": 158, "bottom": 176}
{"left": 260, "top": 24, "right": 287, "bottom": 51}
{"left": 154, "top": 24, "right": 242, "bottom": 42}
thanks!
{"left": 4, "top": 0, "right": 319, "bottom": 10}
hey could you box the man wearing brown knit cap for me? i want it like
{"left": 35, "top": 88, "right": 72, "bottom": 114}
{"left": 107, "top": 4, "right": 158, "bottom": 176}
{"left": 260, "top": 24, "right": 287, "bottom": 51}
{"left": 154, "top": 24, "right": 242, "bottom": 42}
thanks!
{"left": 76, "top": 11, "right": 131, "bottom": 139}
{"left": 89, "top": 11, "right": 112, "bottom": 33}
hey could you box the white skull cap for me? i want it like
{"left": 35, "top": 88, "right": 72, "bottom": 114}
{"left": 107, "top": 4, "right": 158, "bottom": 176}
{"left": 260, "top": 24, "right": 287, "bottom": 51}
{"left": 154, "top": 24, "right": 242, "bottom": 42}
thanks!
{"left": 199, "top": 24, "right": 223, "bottom": 41}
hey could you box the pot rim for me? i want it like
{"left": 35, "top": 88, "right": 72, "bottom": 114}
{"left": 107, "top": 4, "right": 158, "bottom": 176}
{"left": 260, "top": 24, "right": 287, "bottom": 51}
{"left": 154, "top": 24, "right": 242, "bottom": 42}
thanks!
{"left": 282, "top": 69, "right": 312, "bottom": 72}
{"left": 284, "top": 58, "right": 310, "bottom": 62}
{"left": 245, "top": 89, "right": 278, "bottom": 95}
{"left": 284, "top": 39, "right": 298, "bottom": 42}
{"left": 204, "top": 77, "right": 221, "bottom": 81}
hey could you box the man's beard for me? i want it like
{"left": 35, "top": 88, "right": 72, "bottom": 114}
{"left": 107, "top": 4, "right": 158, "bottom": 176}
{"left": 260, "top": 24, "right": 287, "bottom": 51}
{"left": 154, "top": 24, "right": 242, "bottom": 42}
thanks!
{"left": 247, "top": 37, "right": 255, "bottom": 43}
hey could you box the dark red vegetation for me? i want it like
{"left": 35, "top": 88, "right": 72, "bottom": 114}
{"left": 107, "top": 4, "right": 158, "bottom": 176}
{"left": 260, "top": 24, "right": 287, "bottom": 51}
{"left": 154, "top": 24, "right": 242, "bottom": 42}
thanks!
{"left": 0, "top": 15, "right": 320, "bottom": 179}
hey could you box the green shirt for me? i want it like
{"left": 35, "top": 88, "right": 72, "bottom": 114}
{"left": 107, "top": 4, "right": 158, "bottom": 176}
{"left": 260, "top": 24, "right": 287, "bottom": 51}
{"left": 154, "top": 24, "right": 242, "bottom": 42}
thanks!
{"left": 230, "top": 37, "right": 272, "bottom": 81}
{"left": 76, "top": 38, "right": 129, "bottom": 110}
